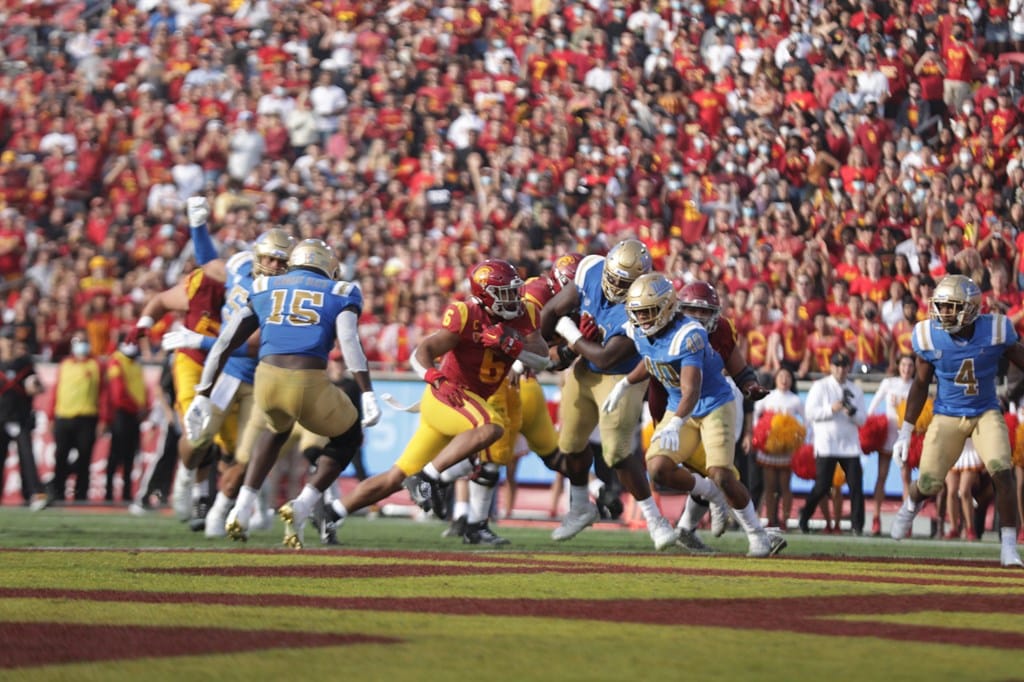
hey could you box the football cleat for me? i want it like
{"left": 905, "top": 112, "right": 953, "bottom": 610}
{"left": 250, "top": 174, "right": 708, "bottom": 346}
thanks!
{"left": 224, "top": 505, "right": 249, "bottom": 542}
{"left": 675, "top": 528, "right": 715, "bottom": 554}
{"left": 551, "top": 503, "right": 599, "bottom": 541}
{"left": 463, "top": 521, "right": 510, "bottom": 546}
{"left": 1000, "top": 546, "right": 1024, "bottom": 568}
{"left": 442, "top": 515, "right": 468, "bottom": 539}
{"left": 279, "top": 500, "right": 309, "bottom": 550}
{"left": 650, "top": 517, "right": 679, "bottom": 551}
{"left": 890, "top": 499, "right": 920, "bottom": 540}
{"left": 402, "top": 474, "right": 433, "bottom": 513}
{"left": 188, "top": 497, "right": 210, "bottom": 533}
{"left": 204, "top": 502, "right": 230, "bottom": 539}
{"left": 741, "top": 528, "right": 770, "bottom": 557}
{"left": 171, "top": 467, "right": 194, "bottom": 521}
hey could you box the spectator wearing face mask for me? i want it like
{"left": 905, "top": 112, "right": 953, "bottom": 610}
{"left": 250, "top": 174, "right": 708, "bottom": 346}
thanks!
{"left": 48, "top": 332, "right": 105, "bottom": 503}
{"left": 101, "top": 336, "right": 148, "bottom": 503}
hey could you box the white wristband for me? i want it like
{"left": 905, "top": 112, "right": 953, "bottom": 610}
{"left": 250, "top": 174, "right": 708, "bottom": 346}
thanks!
{"left": 137, "top": 315, "right": 155, "bottom": 330}
{"left": 898, "top": 422, "right": 914, "bottom": 439}
{"left": 555, "top": 317, "right": 584, "bottom": 348}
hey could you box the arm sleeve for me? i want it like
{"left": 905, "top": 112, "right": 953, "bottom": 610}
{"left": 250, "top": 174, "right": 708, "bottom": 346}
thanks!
{"left": 197, "top": 307, "right": 256, "bottom": 392}
{"left": 334, "top": 309, "right": 369, "bottom": 373}
{"left": 197, "top": 334, "right": 255, "bottom": 358}
{"left": 190, "top": 222, "right": 219, "bottom": 265}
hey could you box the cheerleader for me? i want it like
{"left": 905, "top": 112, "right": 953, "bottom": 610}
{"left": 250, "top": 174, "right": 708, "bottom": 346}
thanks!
{"left": 866, "top": 354, "right": 915, "bottom": 536}
{"left": 753, "top": 368, "right": 805, "bottom": 530}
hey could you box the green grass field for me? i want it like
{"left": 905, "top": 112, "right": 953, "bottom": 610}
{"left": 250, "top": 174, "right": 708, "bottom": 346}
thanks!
{"left": 1, "top": 507, "right": 1022, "bottom": 682}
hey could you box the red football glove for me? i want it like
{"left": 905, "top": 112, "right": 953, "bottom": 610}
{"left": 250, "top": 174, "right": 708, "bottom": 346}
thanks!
{"left": 481, "top": 324, "right": 524, "bottom": 358}
{"left": 425, "top": 368, "right": 465, "bottom": 407}
{"left": 579, "top": 314, "right": 601, "bottom": 342}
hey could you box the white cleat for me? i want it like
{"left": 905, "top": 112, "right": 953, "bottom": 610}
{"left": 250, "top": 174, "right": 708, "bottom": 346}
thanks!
{"left": 649, "top": 517, "right": 679, "bottom": 551}
{"left": 1000, "top": 546, "right": 1024, "bottom": 569}
{"left": 249, "top": 503, "right": 273, "bottom": 532}
{"left": 171, "top": 467, "right": 195, "bottom": 522}
{"left": 279, "top": 501, "right": 310, "bottom": 550}
{"left": 707, "top": 493, "right": 731, "bottom": 538}
{"left": 551, "top": 503, "right": 599, "bottom": 541}
{"left": 204, "top": 504, "right": 230, "bottom": 539}
{"left": 224, "top": 505, "right": 250, "bottom": 542}
{"left": 747, "top": 530, "right": 787, "bottom": 557}
{"left": 890, "top": 500, "right": 919, "bottom": 540}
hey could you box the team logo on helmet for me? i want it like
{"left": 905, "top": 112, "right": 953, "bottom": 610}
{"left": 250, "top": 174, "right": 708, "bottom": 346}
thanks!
{"left": 470, "top": 259, "right": 524, "bottom": 320}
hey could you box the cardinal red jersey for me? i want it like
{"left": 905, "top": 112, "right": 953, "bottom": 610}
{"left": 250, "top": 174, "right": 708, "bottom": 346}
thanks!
{"left": 709, "top": 315, "right": 738, "bottom": 364}
{"left": 436, "top": 298, "right": 540, "bottom": 400}
{"left": 178, "top": 268, "right": 225, "bottom": 366}
{"left": 523, "top": 275, "right": 557, "bottom": 309}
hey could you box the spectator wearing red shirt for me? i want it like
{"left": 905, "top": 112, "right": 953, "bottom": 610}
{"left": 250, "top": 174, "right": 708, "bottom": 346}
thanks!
{"left": 765, "top": 293, "right": 811, "bottom": 378}
{"left": 850, "top": 254, "right": 893, "bottom": 306}
{"left": 941, "top": 25, "right": 978, "bottom": 115}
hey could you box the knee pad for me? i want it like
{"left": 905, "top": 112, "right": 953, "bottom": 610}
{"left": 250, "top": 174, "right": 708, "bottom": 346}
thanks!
{"left": 322, "top": 422, "right": 363, "bottom": 469}
{"left": 470, "top": 462, "right": 501, "bottom": 488}
{"left": 917, "top": 472, "right": 944, "bottom": 497}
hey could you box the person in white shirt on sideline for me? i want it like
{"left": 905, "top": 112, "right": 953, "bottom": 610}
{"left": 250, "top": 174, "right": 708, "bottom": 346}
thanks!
{"left": 798, "top": 352, "right": 868, "bottom": 535}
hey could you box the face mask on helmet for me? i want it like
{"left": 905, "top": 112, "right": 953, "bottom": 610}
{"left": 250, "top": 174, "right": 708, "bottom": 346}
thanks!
{"left": 625, "top": 273, "right": 678, "bottom": 337}
{"left": 678, "top": 280, "right": 721, "bottom": 332}
{"left": 288, "top": 238, "right": 339, "bottom": 279}
{"left": 929, "top": 274, "right": 981, "bottom": 333}
{"left": 550, "top": 253, "right": 583, "bottom": 293}
{"left": 470, "top": 259, "right": 525, "bottom": 320}
{"left": 602, "top": 239, "right": 652, "bottom": 303}
{"left": 253, "top": 228, "right": 297, "bottom": 276}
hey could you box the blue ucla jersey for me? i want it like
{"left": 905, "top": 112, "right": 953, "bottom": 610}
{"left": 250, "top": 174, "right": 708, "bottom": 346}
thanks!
{"left": 575, "top": 255, "right": 640, "bottom": 375}
{"left": 222, "top": 252, "right": 258, "bottom": 383}
{"left": 911, "top": 314, "right": 1017, "bottom": 417}
{"left": 627, "top": 314, "right": 734, "bottom": 417}
{"left": 250, "top": 271, "right": 363, "bottom": 360}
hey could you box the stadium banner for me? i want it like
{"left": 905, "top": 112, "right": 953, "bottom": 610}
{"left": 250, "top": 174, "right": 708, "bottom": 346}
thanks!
{"left": 2, "top": 367, "right": 897, "bottom": 504}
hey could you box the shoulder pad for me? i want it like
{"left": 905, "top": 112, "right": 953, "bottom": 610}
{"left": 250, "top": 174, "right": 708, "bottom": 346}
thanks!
{"left": 226, "top": 251, "right": 253, "bottom": 278}
{"left": 252, "top": 276, "right": 270, "bottom": 293}
{"left": 576, "top": 255, "right": 604, "bottom": 286}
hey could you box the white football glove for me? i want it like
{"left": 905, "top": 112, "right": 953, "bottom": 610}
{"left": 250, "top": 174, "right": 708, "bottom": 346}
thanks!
{"left": 892, "top": 422, "right": 914, "bottom": 466}
{"left": 186, "top": 196, "right": 209, "bottom": 228}
{"left": 554, "top": 316, "right": 584, "bottom": 348}
{"left": 184, "top": 394, "right": 214, "bottom": 447}
{"left": 161, "top": 328, "right": 207, "bottom": 351}
{"left": 602, "top": 378, "right": 631, "bottom": 414}
{"left": 361, "top": 391, "right": 382, "bottom": 428}
{"left": 652, "top": 415, "right": 686, "bottom": 452}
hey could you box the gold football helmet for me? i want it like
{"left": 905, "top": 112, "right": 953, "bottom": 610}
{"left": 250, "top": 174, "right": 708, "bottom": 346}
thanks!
{"left": 602, "top": 239, "right": 653, "bottom": 303}
{"left": 252, "top": 228, "right": 296, "bottom": 276}
{"left": 626, "top": 273, "right": 678, "bottom": 337}
{"left": 930, "top": 274, "right": 981, "bottom": 333}
{"left": 288, "top": 239, "right": 339, "bottom": 279}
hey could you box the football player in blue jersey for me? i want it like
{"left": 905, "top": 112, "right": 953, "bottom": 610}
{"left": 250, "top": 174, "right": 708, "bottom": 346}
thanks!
{"left": 539, "top": 239, "right": 679, "bottom": 550}
{"left": 890, "top": 274, "right": 1024, "bottom": 567}
{"left": 603, "top": 273, "right": 786, "bottom": 557}
{"left": 189, "top": 238, "right": 382, "bottom": 548}
{"left": 163, "top": 201, "right": 296, "bottom": 537}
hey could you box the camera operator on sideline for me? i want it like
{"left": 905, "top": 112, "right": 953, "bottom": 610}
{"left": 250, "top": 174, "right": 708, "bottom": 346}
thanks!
{"left": 798, "top": 352, "right": 868, "bottom": 535}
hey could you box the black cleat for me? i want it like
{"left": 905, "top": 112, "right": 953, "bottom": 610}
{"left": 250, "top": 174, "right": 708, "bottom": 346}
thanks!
{"left": 402, "top": 474, "right": 433, "bottom": 513}
{"left": 427, "top": 477, "right": 453, "bottom": 520}
{"left": 188, "top": 497, "right": 210, "bottom": 532}
{"left": 442, "top": 515, "right": 468, "bottom": 538}
{"left": 463, "top": 521, "right": 510, "bottom": 546}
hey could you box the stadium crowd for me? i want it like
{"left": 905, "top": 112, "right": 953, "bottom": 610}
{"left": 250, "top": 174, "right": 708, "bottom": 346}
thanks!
{"left": 2, "top": 0, "right": 1024, "bottom": 378}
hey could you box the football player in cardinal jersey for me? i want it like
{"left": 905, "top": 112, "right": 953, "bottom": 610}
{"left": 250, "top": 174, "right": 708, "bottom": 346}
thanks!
{"left": 432, "top": 253, "right": 590, "bottom": 542}
{"left": 603, "top": 273, "right": 786, "bottom": 557}
{"left": 540, "top": 239, "right": 681, "bottom": 551}
{"left": 890, "top": 275, "right": 1024, "bottom": 567}
{"left": 322, "top": 259, "right": 552, "bottom": 545}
